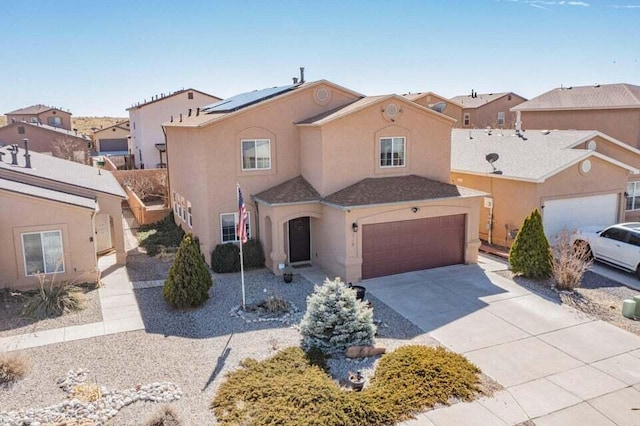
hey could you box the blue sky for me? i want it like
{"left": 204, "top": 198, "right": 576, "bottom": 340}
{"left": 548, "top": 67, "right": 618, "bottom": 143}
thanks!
{"left": 1, "top": 0, "right": 638, "bottom": 116}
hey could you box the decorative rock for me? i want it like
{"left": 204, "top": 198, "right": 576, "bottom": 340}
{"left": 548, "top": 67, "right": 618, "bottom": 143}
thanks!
{"left": 345, "top": 345, "right": 386, "bottom": 358}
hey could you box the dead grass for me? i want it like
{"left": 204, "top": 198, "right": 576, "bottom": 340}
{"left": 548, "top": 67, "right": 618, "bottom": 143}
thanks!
{"left": 71, "top": 382, "right": 102, "bottom": 402}
{"left": 145, "top": 405, "right": 183, "bottom": 426}
{"left": 0, "top": 353, "right": 31, "bottom": 386}
{"left": 72, "top": 116, "right": 127, "bottom": 135}
{"left": 551, "top": 230, "right": 593, "bottom": 291}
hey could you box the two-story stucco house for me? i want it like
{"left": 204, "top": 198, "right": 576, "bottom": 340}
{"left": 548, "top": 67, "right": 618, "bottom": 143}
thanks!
{"left": 127, "top": 89, "right": 221, "bottom": 169}
{"left": 451, "top": 91, "right": 527, "bottom": 129}
{"left": 164, "top": 80, "right": 484, "bottom": 282}
{"left": 5, "top": 104, "right": 73, "bottom": 131}
{"left": 0, "top": 143, "right": 127, "bottom": 290}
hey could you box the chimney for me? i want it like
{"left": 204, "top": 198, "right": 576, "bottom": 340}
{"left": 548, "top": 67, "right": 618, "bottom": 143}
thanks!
{"left": 299, "top": 67, "right": 305, "bottom": 84}
{"left": 23, "top": 138, "right": 31, "bottom": 169}
{"left": 10, "top": 144, "right": 19, "bottom": 165}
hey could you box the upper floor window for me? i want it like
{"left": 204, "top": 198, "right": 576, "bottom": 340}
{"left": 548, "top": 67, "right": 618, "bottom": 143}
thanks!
{"left": 463, "top": 113, "right": 470, "bottom": 126}
{"left": 220, "top": 212, "right": 251, "bottom": 243}
{"left": 380, "top": 137, "right": 405, "bottom": 168}
{"left": 188, "top": 91, "right": 194, "bottom": 100}
{"left": 30, "top": 117, "right": 38, "bottom": 123}
{"left": 172, "top": 191, "right": 179, "bottom": 214}
{"left": 187, "top": 201, "right": 193, "bottom": 228}
{"left": 497, "top": 112, "right": 505, "bottom": 126}
{"left": 180, "top": 196, "right": 187, "bottom": 221}
{"left": 242, "top": 139, "right": 271, "bottom": 170}
{"left": 22, "top": 230, "right": 64, "bottom": 276}
{"left": 627, "top": 182, "right": 640, "bottom": 211}
{"left": 48, "top": 116, "right": 62, "bottom": 127}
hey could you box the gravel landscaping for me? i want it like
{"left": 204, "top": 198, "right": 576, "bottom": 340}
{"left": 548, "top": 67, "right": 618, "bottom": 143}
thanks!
{"left": 495, "top": 268, "right": 640, "bottom": 336}
{"left": 0, "top": 285, "right": 101, "bottom": 338}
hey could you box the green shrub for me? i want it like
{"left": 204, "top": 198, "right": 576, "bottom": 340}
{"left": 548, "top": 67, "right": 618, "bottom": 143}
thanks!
{"left": 242, "top": 238, "right": 265, "bottom": 269}
{"left": 22, "top": 278, "right": 85, "bottom": 320}
{"left": 0, "top": 353, "right": 31, "bottom": 386}
{"left": 163, "top": 233, "right": 213, "bottom": 308}
{"left": 145, "top": 405, "right": 182, "bottom": 426}
{"left": 367, "top": 346, "right": 480, "bottom": 420}
{"left": 138, "top": 214, "right": 185, "bottom": 256}
{"left": 211, "top": 243, "right": 240, "bottom": 273}
{"left": 299, "top": 278, "right": 376, "bottom": 355}
{"left": 509, "top": 209, "right": 552, "bottom": 279}
{"left": 211, "top": 346, "right": 481, "bottom": 426}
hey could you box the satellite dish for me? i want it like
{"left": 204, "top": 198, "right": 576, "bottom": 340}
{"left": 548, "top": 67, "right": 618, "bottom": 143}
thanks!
{"left": 485, "top": 153, "right": 499, "bottom": 164}
{"left": 429, "top": 102, "right": 447, "bottom": 113}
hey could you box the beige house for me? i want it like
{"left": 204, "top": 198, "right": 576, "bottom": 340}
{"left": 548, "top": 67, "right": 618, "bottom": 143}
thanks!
{"left": 450, "top": 129, "right": 639, "bottom": 247}
{"left": 164, "top": 80, "right": 484, "bottom": 282}
{"left": 0, "top": 121, "right": 92, "bottom": 163}
{"left": 93, "top": 121, "right": 130, "bottom": 155}
{"left": 128, "top": 89, "right": 220, "bottom": 169}
{"left": 5, "top": 104, "right": 73, "bottom": 131}
{"left": 451, "top": 91, "right": 527, "bottom": 129}
{"left": 404, "top": 92, "right": 464, "bottom": 125}
{"left": 0, "top": 144, "right": 126, "bottom": 290}
{"left": 512, "top": 83, "right": 640, "bottom": 149}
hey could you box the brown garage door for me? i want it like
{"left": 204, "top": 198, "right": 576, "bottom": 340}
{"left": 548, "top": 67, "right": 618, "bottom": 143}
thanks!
{"left": 361, "top": 215, "right": 465, "bottom": 279}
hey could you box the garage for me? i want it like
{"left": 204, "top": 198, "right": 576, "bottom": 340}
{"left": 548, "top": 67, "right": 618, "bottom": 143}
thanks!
{"left": 542, "top": 193, "right": 619, "bottom": 239}
{"left": 361, "top": 214, "right": 465, "bottom": 279}
{"left": 98, "top": 138, "right": 128, "bottom": 152}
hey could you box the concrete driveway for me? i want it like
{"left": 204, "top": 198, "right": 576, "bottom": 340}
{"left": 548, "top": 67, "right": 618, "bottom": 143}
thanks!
{"left": 365, "top": 255, "right": 640, "bottom": 426}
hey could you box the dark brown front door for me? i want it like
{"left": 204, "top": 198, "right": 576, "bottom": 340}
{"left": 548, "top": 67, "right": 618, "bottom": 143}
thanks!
{"left": 289, "top": 217, "right": 311, "bottom": 263}
{"left": 361, "top": 215, "right": 465, "bottom": 279}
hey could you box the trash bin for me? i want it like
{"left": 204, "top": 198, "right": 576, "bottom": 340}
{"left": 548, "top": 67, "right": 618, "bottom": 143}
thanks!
{"left": 349, "top": 284, "right": 366, "bottom": 301}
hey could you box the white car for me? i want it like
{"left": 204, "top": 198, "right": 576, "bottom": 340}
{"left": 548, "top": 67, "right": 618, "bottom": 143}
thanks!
{"left": 572, "top": 223, "right": 640, "bottom": 277}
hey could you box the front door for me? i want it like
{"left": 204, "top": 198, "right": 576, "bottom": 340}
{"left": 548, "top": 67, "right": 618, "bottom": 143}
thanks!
{"left": 289, "top": 217, "right": 311, "bottom": 263}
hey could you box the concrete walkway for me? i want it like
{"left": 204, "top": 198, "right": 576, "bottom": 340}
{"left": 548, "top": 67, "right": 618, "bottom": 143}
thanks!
{"left": 366, "top": 255, "right": 640, "bottom": 426}
{"left": 0, "top": 240, "right": 144, "bottom": 352}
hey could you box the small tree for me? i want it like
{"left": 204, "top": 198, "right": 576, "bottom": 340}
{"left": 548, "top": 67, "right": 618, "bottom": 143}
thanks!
{"left": 163, "top": 233, "right": 212, "bottom": 308}
{"left": 551, "top": 230, "right": 593, "bottom": 291}
{"left": 509, "top": 209, "right": 552, "bottom": 279}
{"left": 300, "top": 278, "right": 376, "bottom": 355}
{"left": 122, "top": 172, "right": 168, "bottom": 203}
{"left": 52, "top": 137, "right": 89, "bottom": 164}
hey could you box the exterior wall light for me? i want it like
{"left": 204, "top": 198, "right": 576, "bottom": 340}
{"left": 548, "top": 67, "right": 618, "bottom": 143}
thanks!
{"left": 352, "top": 222, "right": 358, "bottom": 233}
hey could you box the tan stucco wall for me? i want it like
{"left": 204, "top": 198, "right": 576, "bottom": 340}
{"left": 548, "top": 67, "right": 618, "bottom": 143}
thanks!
{"left": 0, "top": 123, "right": 90, "bottom": 160}
{"left": 520, "top": 109, "right": 640, "bottom": 149}
{"left": 0, "top": 191, "right": 99, "bottom": 290}
{"left": 451, "top": 157, "right": 629, "bottom": 247}
{"left": 94, "top": 125, "right": 130, "bottom": 152}
{"left": 462, "top": 94, "right": 527, "bottom": 129}
{"left": 165, "top": 83, "right": 361, "bottom": 259}
{"left": 6, "top": 110, "right": 72, "bottom": 131}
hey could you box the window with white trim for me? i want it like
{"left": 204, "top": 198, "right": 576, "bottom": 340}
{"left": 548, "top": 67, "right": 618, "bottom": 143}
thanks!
{"left": 497, "top": 112, "right": 505, "bottom": 126}
{"left": 180, "top": 196, "right": 186, "bottom": 221}
{"left": 48, "top": 116, "right": 62, "bottom": 127}
{"left": 380, "top": 137, "right": 406, "bottom": 167}
{"left": 241, "top": 139, "right": 271, "bottom": 170}
{"left": 187, "top": 201, "right": 193, "bottom": 228}
{"left": 220, "top": 212, "right": 251, "bottom": 243}
{"left": 627, "top": 182, "right": 640, "bottom": 211}
{"left": 463, "top": 113, "right": 470, "bottom": 126}
{"left": 22, "top": 230, "right": 64, "bottom": 275}
{"left": 172, "top": 192, "right": 179, "bottom": 214}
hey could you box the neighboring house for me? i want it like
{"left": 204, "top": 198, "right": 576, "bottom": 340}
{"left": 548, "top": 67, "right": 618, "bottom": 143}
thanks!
{"left": 5, "top": 104, "right": 73, "bottom": 131}
{"left": 450, "top": 91, "right": 527, "bottom": 129}
{"left": 92, "top": 121, "right": 130, "bottom": 154}
{"left": 164, "top": 80, "right": 484, "bottom": 282}
{"left": 0, "top": 143, "right": 127, "bottom": 290}
{"left": 511, "top": 83, "right": 640, "bottom": 149}
{"left": 450, "top": 129, "right": 639, "bottom": 247}
{"left": 127, "top": 88, "right": 221, "bottom": 169}
{"left": 404, "top": 92, "right": 464, "bottom": 125}
{"left": 0, "top": 121, "right": 92, "bottom": 163}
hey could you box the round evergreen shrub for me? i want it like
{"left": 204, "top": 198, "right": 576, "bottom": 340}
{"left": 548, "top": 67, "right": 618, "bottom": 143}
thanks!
{"left": 211, "top": 243, "right": 240, "bottom": 273}
{"left": 163, "top": 233, "right": 213, "bottom": 308}
{"left": 242, "top": 238, "right": 265, "bottom": 269}
{"left": 509, "top": 209, "right": 552, "bottom": 279}
{"left": 299, "top": 278, "right": 376, "bottom": 355}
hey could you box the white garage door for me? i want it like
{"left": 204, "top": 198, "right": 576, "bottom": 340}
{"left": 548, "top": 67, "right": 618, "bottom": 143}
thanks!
{"left": 542, "top": 194, "right": 619, "bottom": 240}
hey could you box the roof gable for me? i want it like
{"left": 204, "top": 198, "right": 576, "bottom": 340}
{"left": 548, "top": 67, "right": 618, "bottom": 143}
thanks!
{"left": 253, "top": 176, "right": 321, "bottom": 205}
{"left": 450, "top": 92, "right": 525, "bottom": 109}
{"left": 512, "top": 83, "right": 640, "bottom": 111}
{"left": 6, "top": 104, "right": 70, "bottom": 116}
{"left": 403, "top": 92, "right": 465, "bottom": 109}
{"left": 127, "top": 88, "right": 221, "bottom": 111}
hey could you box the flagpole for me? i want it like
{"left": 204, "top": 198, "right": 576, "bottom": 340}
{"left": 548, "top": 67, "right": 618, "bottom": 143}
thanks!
{"left": 237, "top": 183, "right": 246, "bottom": 311}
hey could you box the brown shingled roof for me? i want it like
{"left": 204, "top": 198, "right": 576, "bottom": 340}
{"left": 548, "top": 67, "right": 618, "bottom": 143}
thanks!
{"left": 323, "top": 175, "right": 484, "bottom": 208}
{"left": 6, "top": 104, "right": 69, "bottom": 115}
{"left": 253, "top": 176, "right": 321, "bottom": 205}
{"left": 512, "top": 83, "right": 640, "bottom": 111}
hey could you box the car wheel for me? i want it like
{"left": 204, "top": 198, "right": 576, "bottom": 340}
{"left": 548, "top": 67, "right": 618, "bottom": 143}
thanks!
{"left": 573, "top": 240, "right": 593, "bottom": 260}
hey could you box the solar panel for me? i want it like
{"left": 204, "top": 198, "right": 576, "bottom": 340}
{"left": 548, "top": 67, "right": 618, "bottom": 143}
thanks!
{"left": 202, "top": 84, "right": 298, "bottom": 113}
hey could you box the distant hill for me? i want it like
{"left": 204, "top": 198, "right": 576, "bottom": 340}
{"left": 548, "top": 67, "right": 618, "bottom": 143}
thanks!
{"left": 0, "top": 115, "right": 127, "bottom": 136}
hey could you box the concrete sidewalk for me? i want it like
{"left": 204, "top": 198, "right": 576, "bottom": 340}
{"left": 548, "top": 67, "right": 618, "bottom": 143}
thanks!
{"left": 369, "top": 255, "right": 640, "bottom": 426}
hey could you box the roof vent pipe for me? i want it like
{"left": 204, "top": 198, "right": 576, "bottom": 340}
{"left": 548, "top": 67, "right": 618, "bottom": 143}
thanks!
{"left": 515, "top": 111, "right": 522, "bottom": 133}
{"left": 23, "top": 138, "right": 31, "bottom": 169}
{"left": 196, "top": 107, "right": 200, "bottom": 116}
{"left": 10, "top": 144, "right": 19, "bottom": 165}
{"left": 292, "top": 77, "right": 299, "bottom": 84}
{"left": 179, "top": 113, "right": 183, "bottom": 123}
{"left": 0, "top": 151, "right": 4, "bottom": 163}
{"left": 299, "top": 67, "right": 305, "bottom": 84}
{"left": 188, "top": 108, "right": 192, "bottom": 117}
{"left": 170, "top": 115, "right": 173, "bottom": 122}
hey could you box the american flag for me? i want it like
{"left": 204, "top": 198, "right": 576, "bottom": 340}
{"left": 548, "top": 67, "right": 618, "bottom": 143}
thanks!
{"left": 237, "top": 186, "right": 248, "bottom": 243}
